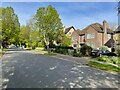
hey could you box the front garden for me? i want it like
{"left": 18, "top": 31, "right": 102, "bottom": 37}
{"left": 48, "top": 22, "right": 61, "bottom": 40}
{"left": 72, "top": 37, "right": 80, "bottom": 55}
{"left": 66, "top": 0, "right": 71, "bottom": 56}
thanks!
{"left": 86, "top": 61, "right": 120, "bottom": 73}
{"left": 92, "top": 56, "right": 120, "bottom": 65}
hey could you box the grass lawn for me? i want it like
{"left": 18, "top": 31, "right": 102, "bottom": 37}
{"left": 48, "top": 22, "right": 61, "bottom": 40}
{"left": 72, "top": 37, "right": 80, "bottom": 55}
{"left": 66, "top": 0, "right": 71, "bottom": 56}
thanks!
{"left": 31, "top": 49, "right": 57, "bottom": 56}
{"left": 86, "top": 61, "right": 120, "bottom": 73}
{"left": 32, "top": 49, "right": 48, "bottom": 54}
{"left": 44, "top": 52, "right": 57, "bottom": 56}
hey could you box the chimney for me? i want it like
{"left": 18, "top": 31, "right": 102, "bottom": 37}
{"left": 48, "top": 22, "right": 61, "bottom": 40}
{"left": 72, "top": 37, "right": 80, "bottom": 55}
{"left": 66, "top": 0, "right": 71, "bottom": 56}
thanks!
{"left": 103, "top": 20, "right": 107, "bottom": 34}
{"left": 102, "top": 20, "right": 108, "bottom": 46}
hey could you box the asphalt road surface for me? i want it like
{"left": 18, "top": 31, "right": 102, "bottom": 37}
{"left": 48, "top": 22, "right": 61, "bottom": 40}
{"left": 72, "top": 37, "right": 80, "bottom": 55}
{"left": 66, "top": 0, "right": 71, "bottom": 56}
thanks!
{"left": 2, "top": 49, "right": 120, "bottom": 89}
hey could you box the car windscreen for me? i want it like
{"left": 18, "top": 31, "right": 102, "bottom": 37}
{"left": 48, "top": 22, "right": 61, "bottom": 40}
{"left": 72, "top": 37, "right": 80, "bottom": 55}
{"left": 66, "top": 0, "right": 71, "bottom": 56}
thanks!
{"left": 91, "top": 50, "right": 99, "bottom": 52}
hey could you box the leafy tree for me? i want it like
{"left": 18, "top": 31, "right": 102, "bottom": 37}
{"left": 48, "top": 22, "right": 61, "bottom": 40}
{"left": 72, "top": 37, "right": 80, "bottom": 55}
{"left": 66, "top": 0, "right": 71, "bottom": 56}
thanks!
{"left": 19, "top": 17, "right": 40, "bottom": 49}
{"left": 30, "top": 30, "right": 40, "bottom": 49}
{"left": 55, "top": 30, "right": 71, "bottom": 46}
{"left": 19, "top": 25, "right": 30, "bottom": 48}
{"left": 2, "top": 7, "right": 20, "bottom": 48}
{"left": 34, "top": 5, "right": 63, "bottom": 51}
{"left": 0, "top": 7, "right": 2, "bottom": 48}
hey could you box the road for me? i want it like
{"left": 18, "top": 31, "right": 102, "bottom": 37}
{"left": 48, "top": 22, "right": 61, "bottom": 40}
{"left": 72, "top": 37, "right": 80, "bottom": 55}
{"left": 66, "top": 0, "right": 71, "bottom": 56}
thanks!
{"left": 2, "top": 49, "right": 120, "bottom": 88}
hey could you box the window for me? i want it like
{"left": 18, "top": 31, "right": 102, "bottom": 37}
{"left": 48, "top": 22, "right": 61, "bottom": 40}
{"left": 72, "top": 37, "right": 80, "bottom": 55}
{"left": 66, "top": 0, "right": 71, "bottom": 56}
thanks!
{"left": 87, "top": 33, "right": 95, "bottom": 39}
{"left": 81, "top": 36, "right": 85, "bottom": 42}
{"left": 72, "top": 36, "right": 77, "bottom": 41}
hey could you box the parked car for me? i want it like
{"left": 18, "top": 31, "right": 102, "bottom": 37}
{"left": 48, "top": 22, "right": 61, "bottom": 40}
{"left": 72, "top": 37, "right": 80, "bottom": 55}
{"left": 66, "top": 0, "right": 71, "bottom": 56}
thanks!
{"left": 91, "top": 50, "right": 117, "bottom": 57}
{"left": 91, "top": 50, "right": 103, "bottom": 57}
{"left": 8, "top": 44, "right": 16, "bottom": 49}
{"left": 103, "top": 51, "right": 117, "bottom": 56}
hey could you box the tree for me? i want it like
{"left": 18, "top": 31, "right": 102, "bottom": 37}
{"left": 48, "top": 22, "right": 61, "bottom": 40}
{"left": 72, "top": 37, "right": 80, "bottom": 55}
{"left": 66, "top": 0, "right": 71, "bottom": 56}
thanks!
{"left": 107, "top": 22, "right": 118, "bottom": 31}
{"left": 19, "top": 25, "right": 31, "bottom": 48}
{"left": 0, "top": 7, "right": 2, "bottom": 48}
{"left": 2, "top": 7, "right": 20, "bottom": 48}
{"left": 34, "top": 5, "right": 63, "bottom": 51}
{"left": 55, "top": 30, "right": 71, "bottom": 47}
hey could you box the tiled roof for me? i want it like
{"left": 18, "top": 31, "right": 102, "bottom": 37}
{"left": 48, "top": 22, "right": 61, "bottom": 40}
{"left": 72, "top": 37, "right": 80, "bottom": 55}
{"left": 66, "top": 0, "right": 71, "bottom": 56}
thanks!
{"left": 104, "top": 39, "right": 115, "bottom": 48}
{"left": 65, "top": 26, "right": 75, "bottom": 34}
{"left": 80, "top": 23, "right": 113, "bottom": 35}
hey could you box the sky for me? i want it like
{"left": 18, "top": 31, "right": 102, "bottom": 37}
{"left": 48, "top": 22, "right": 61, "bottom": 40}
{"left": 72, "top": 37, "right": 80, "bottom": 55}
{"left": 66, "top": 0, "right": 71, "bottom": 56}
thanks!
{"left": 2, "top": 2, "right": 118, "bottom": 30}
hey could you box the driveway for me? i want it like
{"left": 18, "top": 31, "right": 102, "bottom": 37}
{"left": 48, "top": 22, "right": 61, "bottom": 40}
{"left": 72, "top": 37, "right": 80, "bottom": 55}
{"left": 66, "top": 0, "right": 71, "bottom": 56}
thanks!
{"left": 2, "top": 49, "right": 120, "bottom": 88}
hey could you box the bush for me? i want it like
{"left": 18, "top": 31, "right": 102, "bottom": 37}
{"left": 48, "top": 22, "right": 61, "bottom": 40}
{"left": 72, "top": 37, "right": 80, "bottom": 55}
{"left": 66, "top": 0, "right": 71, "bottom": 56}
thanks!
{"left": 95, "top": 56, "right": 120, "bottom": 65}
{"left": 99, "top": 46, "right": 108, "bottom": 50}
{"left": 38, "top": 42, "right": 44, "bottom": 47}
{"left": 97, "top": 57, "right": 112, "bottom": 63}
{"left": 116, "top": 50, "right": 120, "bottom": 57}
{"left": 31, "top": 42, "right": 37, "bottom": 49}
{"left": 111, "top": 57, "right": 120, "bottom": 64}
{"left": 52, "top": 46, "right": 74, "bottom": 55}
{"left": 55, "top": 48, "right": 68, "bottom": 55}
{"left": 73, "top": 50, "right": 82, "bottom": 57}
{"left": 80, "top": 44, "right": 92, "bottom": 56}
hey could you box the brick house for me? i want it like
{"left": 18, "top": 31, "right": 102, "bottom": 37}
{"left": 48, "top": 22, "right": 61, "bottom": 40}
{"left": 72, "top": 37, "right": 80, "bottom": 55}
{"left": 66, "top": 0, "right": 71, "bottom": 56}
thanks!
{"left": 71, "top": 20, "right": 114, "bottom": 49}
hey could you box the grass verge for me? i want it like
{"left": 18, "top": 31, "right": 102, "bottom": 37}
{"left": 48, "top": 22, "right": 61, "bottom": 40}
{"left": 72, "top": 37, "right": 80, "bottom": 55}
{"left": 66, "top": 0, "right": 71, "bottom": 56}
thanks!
{"left": 0, "top": 51, "right": 4, "bottom": 57}
{"left": 86, "top": 61, "right": 120, "bottom": 73}
{"left": 0, "top": 49, "right": 8, "bottom": 57}
{"left": 44, "top": 52, "right": 57, "bottom": 56}
{"left": 91, "top": 56, "right": 120, "bottom": 65}
{"left": 31, "top": 49, "right": 48, "bottom": 54}
{"left": 31, "top": 49, "right": 57, "bottom": 56}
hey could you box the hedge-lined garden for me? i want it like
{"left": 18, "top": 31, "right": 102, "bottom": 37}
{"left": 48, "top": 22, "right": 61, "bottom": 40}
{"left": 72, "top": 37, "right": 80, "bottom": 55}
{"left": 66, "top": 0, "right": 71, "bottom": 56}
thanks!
{"left": 50, "top": 44, "right": 93, "bottom": 57}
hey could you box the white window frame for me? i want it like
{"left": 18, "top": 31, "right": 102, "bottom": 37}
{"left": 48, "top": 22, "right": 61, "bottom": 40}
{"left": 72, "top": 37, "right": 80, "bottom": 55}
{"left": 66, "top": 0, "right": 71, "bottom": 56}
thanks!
{"left": 87, "top": 33, "right": 95, "bottom": 39}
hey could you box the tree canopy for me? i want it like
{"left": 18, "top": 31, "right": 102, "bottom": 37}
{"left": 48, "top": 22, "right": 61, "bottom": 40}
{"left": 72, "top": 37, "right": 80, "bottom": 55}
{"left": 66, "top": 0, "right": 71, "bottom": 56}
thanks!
{"left": 1, "top": 5, "right": 71, "bottom": 49}
{"left": 34, "top": 5, "right": 64, "bottom": 50}
{"left": 2, "top": 7, "right": 20, "bottom": 48}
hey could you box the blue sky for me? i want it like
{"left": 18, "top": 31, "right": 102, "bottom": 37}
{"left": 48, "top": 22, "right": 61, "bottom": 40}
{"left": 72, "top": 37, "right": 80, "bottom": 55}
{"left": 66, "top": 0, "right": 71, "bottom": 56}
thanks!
{"left": 2, "top": 2, "right": 118, "bottom": 29}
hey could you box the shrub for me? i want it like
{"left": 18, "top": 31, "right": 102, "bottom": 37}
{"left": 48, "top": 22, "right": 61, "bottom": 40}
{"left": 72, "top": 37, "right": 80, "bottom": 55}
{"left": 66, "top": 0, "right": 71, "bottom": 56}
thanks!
{"left": 55, "top": 47, "right": 68, "bottom": 55}
{"left": 99, "top": 46, "right": 108, "bottom": 50}
{"left": 95, "top": 56, "right": 120, "bottom": 65}
{"left": 38, "top": 42, "right": 44, "bottom": 47}
{"left": 72, "top": 49, "right": 82, "bottom": 57}
{"left": 31, "top": 42, "right": 37, "bottom": 49}
{"left": 116, "top": 50, "right": 120, "bottom": 57}
{"left": 111, "top": 57, "right": 120, "bottom": 64}
{"left": 80, "top": 44, "right": 92, "bottom": 56}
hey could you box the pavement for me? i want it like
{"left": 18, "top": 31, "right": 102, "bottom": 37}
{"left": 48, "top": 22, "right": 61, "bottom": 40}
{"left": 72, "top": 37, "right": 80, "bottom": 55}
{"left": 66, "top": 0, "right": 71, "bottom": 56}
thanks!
{"left": 1, "top": 49, "right": 120, "bottom": 89}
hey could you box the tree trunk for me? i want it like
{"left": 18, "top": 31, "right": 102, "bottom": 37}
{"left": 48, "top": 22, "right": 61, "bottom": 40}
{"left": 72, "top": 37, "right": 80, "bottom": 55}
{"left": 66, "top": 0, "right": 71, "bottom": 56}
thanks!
{"left": 47, "top": 45, "right": 50, "bottom": 53}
